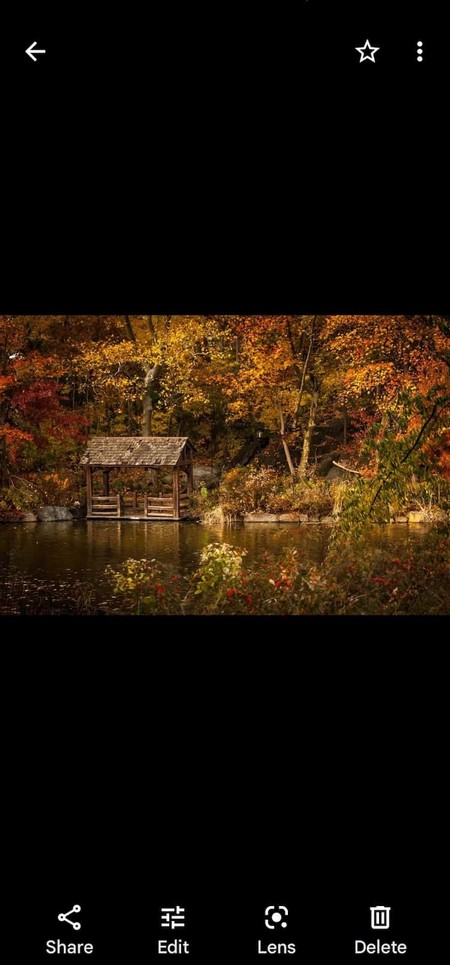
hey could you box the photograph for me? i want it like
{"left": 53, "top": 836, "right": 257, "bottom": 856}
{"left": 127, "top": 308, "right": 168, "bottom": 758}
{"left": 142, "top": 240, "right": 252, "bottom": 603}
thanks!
{"left": 1, "top": 314, "right": 449, "bottom": 616}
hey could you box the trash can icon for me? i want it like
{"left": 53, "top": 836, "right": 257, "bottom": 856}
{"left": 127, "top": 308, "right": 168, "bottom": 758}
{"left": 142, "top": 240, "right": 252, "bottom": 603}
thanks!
{"left": 370, "top": 906, "right": 391, "bottom": 929}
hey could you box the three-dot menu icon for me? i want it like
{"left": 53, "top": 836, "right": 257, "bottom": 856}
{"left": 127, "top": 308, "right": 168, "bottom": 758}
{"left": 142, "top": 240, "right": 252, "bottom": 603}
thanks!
{"left": 417, "top": 41, "right": 424, "bottom": 62}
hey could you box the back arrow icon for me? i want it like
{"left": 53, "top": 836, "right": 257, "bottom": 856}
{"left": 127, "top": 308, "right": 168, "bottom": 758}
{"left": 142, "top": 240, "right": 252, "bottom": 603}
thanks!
{"left": 26, "top": 41, "right": 46, "bottom": 62}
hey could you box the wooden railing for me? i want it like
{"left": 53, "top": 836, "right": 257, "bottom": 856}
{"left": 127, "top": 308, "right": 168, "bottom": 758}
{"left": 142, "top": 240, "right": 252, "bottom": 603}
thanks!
{"left": 146, "top": 495, "right": 174, "bottom": 516}
{"left": 179, "top": 490, "right": 190, "bottom": 513}
{"left": 90, "top": 490, "right": 191, "bottom": 518}
{"left": 90, "top": 495, "right": 122, "bottom": 516}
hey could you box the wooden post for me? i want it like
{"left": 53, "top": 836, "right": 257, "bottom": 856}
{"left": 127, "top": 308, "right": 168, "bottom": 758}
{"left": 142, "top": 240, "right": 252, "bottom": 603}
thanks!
{"left": 86, "top": 465, "right": 93, "bottom": 517}
{"left": 173, "top": 468, "right": 180, "bottom": 519}
{"left": 143, "top": 493, "right": 148, "bottom": 517}
{"left": 132, "top": 491, "right": 137, "bottom": 510}
{"left": 103, "top": 470, "right": 110, "bottom": 495}
{"left": 117, "top": 494, "right": 122, "bottom": 517}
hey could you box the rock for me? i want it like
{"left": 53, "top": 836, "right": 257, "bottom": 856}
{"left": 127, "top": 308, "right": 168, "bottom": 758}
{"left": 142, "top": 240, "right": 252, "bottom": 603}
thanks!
{"left": 193, "top": 466, "right": 219, "bottom": 489}
{"left": 320, "top": 516, "right": 335, "bottom": 525}
{"left": 317, "top": 454, "right": 339, "bottom": 477}
{"left": 393, "top": 516, "right": 408, "bottom": 523}
{"left": 36, "top": 506, "right": 74, "bottom": 521}
{"left": 408, "top": 510, "right": 428, "bottom": 523}
{"left": 298, "top": 514, "right": 309, "bottom": 523}
{"left": 21, "top": 512, "right": 38, "bottom": 522}
{"left": 69, "top": 504, "right": 85, "bottom": 519}
{"left": 244, "top": 513, "right": 279, "bottom": 523}
{"left": 278, "top": 513, "right": 300, "bottom": 523}
{"left": 161, "top": 465, "right": 218, "bottom": 489}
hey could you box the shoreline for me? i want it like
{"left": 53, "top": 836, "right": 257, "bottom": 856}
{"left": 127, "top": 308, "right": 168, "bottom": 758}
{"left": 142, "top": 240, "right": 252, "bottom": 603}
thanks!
{"left": 0, "top": 512, "right": 435, "bottom": 526}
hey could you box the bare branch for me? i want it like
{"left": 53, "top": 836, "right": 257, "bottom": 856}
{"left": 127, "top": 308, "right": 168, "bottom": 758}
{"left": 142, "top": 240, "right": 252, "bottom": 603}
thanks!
{"left": 369, "top": 401, "right": 445, "bottom": 514}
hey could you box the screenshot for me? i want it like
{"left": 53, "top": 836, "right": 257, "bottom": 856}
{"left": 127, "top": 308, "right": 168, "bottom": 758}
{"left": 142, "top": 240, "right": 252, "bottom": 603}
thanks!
{"left": 1, "top": 2, "right": 447, "bottom": 963}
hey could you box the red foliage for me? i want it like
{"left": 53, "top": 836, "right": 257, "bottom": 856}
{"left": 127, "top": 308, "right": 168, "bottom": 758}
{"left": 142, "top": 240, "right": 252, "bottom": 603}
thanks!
{"left": 9, "top": 381, "right": 88, "bottom": 449}
{"left": 0, "top": 425, "right": 33, "bottom": 459}
{"left": 13, "top": 381, "right": 61, "bottom": 416}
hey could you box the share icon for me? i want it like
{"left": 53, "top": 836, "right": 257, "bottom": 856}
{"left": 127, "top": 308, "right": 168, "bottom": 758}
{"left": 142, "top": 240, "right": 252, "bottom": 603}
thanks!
{"left": 58, "top": 905, "right": 81, "bottom": 930}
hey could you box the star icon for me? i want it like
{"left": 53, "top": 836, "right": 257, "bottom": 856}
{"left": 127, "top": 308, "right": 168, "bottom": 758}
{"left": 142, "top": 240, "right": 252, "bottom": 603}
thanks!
{"left": 356, "top": 39, "right": 380, "bottom": 63}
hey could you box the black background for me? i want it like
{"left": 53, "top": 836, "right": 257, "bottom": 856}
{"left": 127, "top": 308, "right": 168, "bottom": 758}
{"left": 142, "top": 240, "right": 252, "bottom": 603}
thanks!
{"left": 2, "top": 0, "right": 447, "bottom": 313}
{"left": 4, "top": 648, "right": 447, "bottom": 961}
{"left": 2, "top": 1, "right": 448, "bottom": 961}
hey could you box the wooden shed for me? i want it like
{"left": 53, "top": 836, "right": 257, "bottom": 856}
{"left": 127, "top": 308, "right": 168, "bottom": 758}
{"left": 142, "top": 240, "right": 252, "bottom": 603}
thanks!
{"left": 80, "top": 437, "right": 194, "bottom": 520}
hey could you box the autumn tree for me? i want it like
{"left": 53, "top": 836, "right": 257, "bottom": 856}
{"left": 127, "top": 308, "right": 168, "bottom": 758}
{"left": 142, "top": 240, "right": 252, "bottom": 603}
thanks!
{"left": 72, "top": 315, "right": 238, "bottom": 445}
{"left": 226, "top": 316, "right": 331, "bottom": 476}
{"left": 322, "top": 315, "right": 449, "bottom": 470}
{"left": 0, "top": 315, "right": 88, "bottom": 490}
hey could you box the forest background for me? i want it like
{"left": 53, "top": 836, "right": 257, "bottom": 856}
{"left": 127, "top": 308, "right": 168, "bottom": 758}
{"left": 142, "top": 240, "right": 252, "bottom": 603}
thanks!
{"left": 1, "top": 315, "right": 448, "bottom": 520}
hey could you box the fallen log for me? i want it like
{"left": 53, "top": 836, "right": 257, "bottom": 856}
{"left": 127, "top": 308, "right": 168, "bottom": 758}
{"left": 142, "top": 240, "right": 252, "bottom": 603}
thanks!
{"left": 331, "top": 460, "right": 361, "bottom": 476}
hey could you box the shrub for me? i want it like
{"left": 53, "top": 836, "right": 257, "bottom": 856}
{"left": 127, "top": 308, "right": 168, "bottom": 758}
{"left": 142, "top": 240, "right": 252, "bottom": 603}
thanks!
{"left": 219, "top": 467, "right": 335, "bottom": 517}
{"left": 331, "top": 480, "right": 350, "bottom": 517}
{"left": 112, "top": 479, "right": 126, "bottom": 493}
{"left": 104, "top": 543, "right": 312, "bottom": 615}
{"left": 289, "top": 478, "right": 334, "bottom": 517}
{"left": 219, "top": 467, "right": 283, "bottom": 515}
{"left": 406, "top": 479, "right": 450, "bottom": 516}
{"left": 105, "top": 558, "right": 182, "bottom": 615}
{"left": 189, "top": 486, "right": 219, "bottom": 520}
{"left": 213, "top": 546, "right": 312, "bottom": 615}
{"left": 314, "top": 519, "right": 450, "bottom": 614}
{"left": 104, "top": 522, "right": 450, "bottom": 615}
{"left": 0, "top": 484, "right": 38, "bottom": 513}
{"left": 188, "top": 542, "right": 247, "bottom": 613}
{"left": 37, "top": 471, "right": 75, "bottom": 505}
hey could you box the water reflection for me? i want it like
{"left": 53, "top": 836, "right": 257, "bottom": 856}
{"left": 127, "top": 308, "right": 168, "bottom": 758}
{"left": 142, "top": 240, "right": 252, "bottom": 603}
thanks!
{"left": 0, "top": 520, "right": 431, "bottom": 614}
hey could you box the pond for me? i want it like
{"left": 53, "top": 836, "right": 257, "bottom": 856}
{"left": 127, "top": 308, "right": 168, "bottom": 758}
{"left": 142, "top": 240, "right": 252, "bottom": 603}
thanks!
{"left": 0, "top": 520, "right": 432, "bottom": 615}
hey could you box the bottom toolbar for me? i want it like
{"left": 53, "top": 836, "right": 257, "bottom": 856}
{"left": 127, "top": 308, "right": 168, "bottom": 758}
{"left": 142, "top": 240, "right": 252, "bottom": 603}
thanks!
{"left": 16, "top": 897, "right": 430, "bottom": 961}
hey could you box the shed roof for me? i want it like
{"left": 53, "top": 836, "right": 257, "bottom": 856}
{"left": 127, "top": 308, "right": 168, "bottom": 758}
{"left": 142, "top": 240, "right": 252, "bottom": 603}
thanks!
{"left": 80, "top": 437, "right": 192, "bottom": 467}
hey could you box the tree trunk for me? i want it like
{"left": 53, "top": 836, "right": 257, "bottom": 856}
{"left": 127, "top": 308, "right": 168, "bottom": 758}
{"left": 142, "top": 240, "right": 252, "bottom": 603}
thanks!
{"left": 292, "top": 318, "right": 316, "bottom": 430}
{"left": 298, "top": 390, "right": 319, "bottom": 477}
{"left": 0, "top": 435, "right": 8, "bottom": 487}
{"left": 278, "top": 402, "right": 296, "bottom": 477}
{"left": 124, "top": 315, "right": 137, "bottom": 342}
{"left": 142, "top": 363, "right": 161, "bottom": 436}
